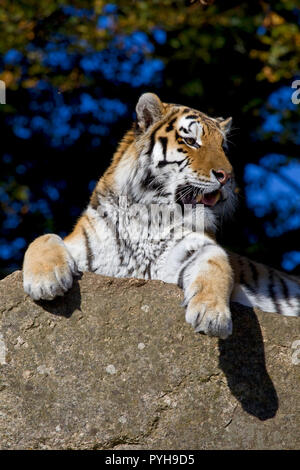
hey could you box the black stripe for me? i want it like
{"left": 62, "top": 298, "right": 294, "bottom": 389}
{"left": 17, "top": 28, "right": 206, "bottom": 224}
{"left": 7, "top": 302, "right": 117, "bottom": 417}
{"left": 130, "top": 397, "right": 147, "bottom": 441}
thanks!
{"left": 156, "top": 136, "right": 169, "bottom": 167}
{"left": 144, "top": 264, "right": 152, "bottom": 280}
{"left": 278, "top": 275, "right": 296, "bottom": 312}
{"left": 268, "top": 270, "right": 282, "bottom": 315}
{"left": 115, "top": 217, "right": 120, "bottom": 247}
{"left": 179, "top": 126, "right": 189, "bottom": 134}
{"left": 188, "top": 120, "right": 196, "bottom": 130}
{"left": 141, "top": 170, "right": 162, "bottom": 190}
{"left": 177, "top": 250, "right": 198, "bottom": 289}
{"left": 159, "top": 136, "right": 168, "bottom": 159}
{"left": 279, "top": 276, "right": 289, "bottom": 300}
{"left": 82, "top": 227, "right": 93, "bottom": 271}
{"left": 147, "top": 123, "right": 164, "bottom": 157}
{"left": 179, "top": 159, "right": 189, "bottom": 172}
{"left": 186, "top": 114, "right": 199, "bottom": 120}
{"left": 147, "top": 127, "right": 158, "bottom": 157}
{"left": 147, "top": 111, "right": 178, "bottom": 157}
{"left": 166, "top": 117, "right": 177, "bottom": 132}
{"left": 157, "top": 159, "right": 186, "bottom": 168}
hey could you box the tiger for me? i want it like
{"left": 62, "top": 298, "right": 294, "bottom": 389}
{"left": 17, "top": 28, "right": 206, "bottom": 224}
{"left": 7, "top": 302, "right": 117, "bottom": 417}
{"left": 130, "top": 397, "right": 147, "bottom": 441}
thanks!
{"left": 23, "top": 92, "right": 300, "bottom": 339}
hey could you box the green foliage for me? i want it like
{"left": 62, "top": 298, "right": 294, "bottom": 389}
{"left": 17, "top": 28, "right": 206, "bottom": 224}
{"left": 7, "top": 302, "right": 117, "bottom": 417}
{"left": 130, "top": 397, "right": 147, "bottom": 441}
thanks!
{"left": 0, "top": 1, "right": 299, "bottom": 90}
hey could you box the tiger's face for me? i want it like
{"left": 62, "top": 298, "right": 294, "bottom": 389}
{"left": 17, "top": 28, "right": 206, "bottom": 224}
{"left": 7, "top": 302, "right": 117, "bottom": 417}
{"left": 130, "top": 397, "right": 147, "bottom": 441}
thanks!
{"left": 130, "top": 93, "right": 236, "bottom": 229}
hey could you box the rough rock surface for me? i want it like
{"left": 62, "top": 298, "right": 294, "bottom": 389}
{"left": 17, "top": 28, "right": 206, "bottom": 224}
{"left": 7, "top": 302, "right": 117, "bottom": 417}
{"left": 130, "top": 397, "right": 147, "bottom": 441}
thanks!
{"left": 0, "top": 270, "right": 299, "bottom": 449}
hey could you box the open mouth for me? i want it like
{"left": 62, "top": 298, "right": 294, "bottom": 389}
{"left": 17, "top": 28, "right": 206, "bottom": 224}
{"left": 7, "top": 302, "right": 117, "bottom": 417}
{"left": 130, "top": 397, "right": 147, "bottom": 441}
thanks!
{"left": 176, "top": 185, "right": 222, "bottom": 208}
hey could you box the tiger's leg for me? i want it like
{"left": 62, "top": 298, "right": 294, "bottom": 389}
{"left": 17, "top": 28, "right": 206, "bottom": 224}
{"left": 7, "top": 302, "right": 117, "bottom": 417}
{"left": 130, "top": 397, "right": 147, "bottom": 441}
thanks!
{"left": 23, "top": 234, "right": 78, "bottom": 301}
{"left": 184, "top": 250, "right": 234, "bottom": 339}
{"left": 23, "top": 215, "right": 92, "bottom": 301}
{"left": 165, "top": 233, "right": 234, "bottom": 339}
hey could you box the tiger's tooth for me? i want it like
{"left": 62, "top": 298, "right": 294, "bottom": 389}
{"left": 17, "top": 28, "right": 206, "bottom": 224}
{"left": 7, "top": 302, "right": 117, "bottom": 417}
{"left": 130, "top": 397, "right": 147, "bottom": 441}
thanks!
{"left": 215, "top": 191, "right": 221, "bottom": 203}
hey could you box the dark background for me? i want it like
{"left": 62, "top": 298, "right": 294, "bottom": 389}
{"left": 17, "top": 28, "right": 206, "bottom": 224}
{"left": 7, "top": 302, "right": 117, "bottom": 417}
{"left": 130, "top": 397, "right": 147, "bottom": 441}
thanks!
{"left": 0, "top": 0, "right": 299, "bottom": 279}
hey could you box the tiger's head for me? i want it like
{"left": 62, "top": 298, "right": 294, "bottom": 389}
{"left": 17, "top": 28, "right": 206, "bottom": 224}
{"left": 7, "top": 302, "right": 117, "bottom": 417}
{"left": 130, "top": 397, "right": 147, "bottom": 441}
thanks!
{"left": 102, "top": 93, "right": 236, "bottom": 231}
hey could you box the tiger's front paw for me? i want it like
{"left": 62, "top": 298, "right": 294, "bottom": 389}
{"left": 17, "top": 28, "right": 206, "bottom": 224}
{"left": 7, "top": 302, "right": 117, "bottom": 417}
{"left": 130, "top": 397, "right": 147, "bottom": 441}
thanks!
{"left": 23, "top": 234, "right": 77, "bottom": 301}
{"left": 185, "top": 296, "right": 232, "bottom": 340}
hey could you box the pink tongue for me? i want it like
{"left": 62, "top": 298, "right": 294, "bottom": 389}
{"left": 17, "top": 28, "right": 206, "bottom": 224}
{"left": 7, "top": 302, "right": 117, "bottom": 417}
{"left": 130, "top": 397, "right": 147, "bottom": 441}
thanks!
{"left": 202, "top": 192, "right": 219, "bottom": 207}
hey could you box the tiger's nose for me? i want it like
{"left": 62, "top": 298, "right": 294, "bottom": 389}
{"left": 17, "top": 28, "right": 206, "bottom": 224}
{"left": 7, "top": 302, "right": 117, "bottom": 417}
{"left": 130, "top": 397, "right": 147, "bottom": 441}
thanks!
{"left": 212, "top": 169, "right": 231, "bottom": 185}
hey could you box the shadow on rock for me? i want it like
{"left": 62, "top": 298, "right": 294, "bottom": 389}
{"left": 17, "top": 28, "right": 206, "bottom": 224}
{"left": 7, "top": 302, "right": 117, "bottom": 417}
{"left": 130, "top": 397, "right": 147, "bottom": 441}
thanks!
{"left": 35, "top": 278, "right": 82, "bottom": 318}
{"left": 218, "top": 304, "right": 278, "bottom": 421}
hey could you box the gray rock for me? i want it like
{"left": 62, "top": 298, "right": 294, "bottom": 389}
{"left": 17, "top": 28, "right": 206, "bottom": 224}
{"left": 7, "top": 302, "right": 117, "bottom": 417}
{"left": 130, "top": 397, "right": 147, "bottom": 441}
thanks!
{"left": 0, "top": 270, "right": 299, "bottom": 449}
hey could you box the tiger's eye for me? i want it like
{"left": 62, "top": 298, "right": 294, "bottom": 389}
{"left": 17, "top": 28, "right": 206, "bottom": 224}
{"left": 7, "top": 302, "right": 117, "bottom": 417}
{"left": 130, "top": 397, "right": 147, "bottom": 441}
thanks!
{"left": 184, "top": 137, "right": 196, "bottom": 146}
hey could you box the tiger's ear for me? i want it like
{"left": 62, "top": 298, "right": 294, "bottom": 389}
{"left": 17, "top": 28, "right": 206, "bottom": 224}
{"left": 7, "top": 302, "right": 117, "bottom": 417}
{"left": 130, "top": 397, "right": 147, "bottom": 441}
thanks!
{"left": 136, "top": 93, "right": 164, "bottom": 132}
{"left": 216, "top": 116, "right": 232, "bottom": 135}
